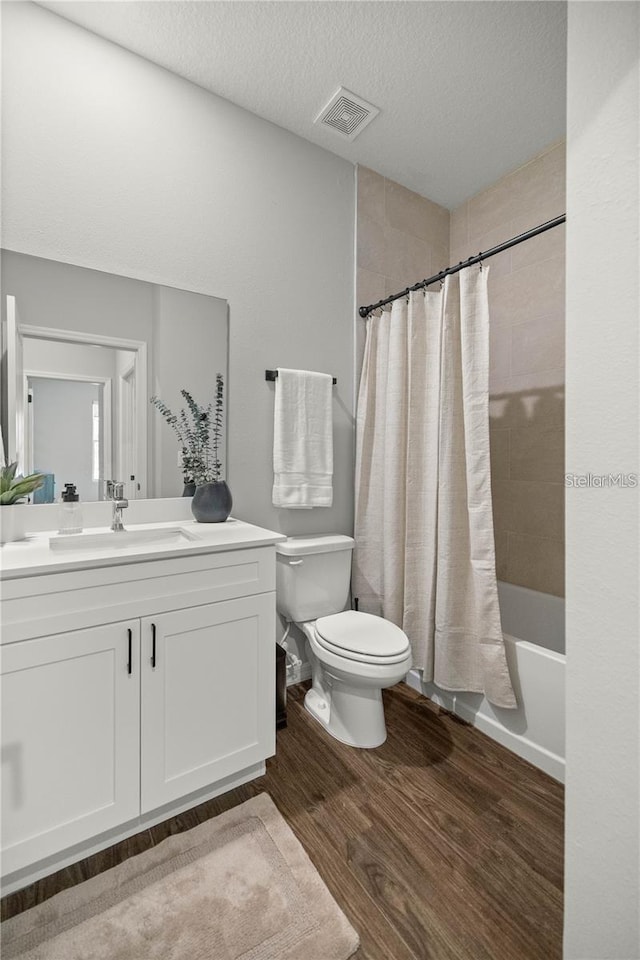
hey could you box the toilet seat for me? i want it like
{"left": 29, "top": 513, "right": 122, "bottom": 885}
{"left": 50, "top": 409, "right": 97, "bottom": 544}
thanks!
{"left": 315, "top": 610, "right": 410, "bottom": 665}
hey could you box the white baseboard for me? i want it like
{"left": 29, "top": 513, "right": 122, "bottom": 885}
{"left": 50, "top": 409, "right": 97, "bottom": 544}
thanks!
{"left": 405, "top": 670, "right": 565, "bottom": 782}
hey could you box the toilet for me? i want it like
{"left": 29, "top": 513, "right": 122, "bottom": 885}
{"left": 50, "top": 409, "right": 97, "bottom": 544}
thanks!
{"left": 276, "top": 535, "right": 412, "bottom": 748}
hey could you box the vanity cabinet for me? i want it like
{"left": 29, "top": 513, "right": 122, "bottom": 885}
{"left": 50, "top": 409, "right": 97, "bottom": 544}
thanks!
{"left": 141, "top": 595, "right": 274, "bottom": 811}
{"left": 0, "top": 539, "right": 278, "bottom": 886}
{"left": 1, "top": 621, "right": 141, "bottom": 876}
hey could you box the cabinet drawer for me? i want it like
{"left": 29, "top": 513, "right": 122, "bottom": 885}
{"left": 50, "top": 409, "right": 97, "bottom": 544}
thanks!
{"left": 1, "top": 547, "right": 275, "bottom": 643}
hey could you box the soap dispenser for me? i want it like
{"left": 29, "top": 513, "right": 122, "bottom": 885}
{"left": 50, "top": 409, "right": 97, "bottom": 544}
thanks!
{"left": 58, "top": 483, "right": 83, "bottom": 535}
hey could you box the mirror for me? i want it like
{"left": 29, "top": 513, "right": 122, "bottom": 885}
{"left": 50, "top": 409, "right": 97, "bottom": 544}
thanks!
{"left": 0, "top": 250, "right": 228, "bottom": 502}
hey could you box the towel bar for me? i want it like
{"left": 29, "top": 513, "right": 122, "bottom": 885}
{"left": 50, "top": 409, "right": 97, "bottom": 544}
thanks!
{"left": 265, "top": 369, "right": 337, "bottom": 385}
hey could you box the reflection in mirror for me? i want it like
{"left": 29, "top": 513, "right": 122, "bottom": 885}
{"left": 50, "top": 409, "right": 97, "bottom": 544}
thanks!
{"left": 1, "top": 250, "right": 228, "bottom": 502}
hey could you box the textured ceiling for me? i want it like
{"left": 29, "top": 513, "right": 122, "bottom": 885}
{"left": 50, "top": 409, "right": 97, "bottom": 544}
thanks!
{"left": 38, "top": 1, "right": 567, "bottom": 209}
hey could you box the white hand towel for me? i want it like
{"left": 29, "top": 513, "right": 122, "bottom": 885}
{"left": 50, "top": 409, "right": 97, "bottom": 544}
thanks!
{"left": 272, "top": 368, "right": 333, "bottom": 508}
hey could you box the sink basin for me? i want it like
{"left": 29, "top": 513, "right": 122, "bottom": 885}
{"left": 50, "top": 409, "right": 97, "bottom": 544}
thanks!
{"left": 49, "top": 526, "right": 198, "bottom": 552}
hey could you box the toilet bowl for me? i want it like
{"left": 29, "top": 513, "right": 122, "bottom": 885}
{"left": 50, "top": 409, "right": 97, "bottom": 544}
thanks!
{"left": 276, "top": 536, "right": 412, "bottom": 748}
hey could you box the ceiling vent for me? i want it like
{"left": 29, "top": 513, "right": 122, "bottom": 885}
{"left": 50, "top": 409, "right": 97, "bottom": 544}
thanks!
{"left": 314, "top": 87, "right": 379, "bottom": 142}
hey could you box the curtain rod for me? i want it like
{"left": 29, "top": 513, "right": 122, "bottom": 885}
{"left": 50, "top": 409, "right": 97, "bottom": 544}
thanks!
{"left": 358, "top": 214, "right": 566, "bottom": 318}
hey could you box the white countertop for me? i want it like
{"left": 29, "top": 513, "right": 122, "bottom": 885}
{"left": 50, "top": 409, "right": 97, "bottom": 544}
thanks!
{"left": 0, "top": 518, "right": 286, "bottom": 580}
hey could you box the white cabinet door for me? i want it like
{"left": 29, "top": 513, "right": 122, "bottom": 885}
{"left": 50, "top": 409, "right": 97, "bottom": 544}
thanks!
{"left": 141, "top": 594, "right": 275, "bottom": 813}
{"left": 1, "top": 621, "right": 140, "bottom": 875}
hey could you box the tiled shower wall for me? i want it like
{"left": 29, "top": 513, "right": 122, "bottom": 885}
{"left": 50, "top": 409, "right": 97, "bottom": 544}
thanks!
{"left": 356, "top": 167, "right": 450, "bottom": 386}
{"left": 451, "top": 142, "right": 565, "bottom": 597}
{"left": 356, "top": 142, "right": 565, "bottom": 598}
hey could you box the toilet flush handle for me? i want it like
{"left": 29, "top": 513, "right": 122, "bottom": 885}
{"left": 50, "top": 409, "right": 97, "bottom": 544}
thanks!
{"left": 288, "top": 559, "right": 304, "bottom": 566}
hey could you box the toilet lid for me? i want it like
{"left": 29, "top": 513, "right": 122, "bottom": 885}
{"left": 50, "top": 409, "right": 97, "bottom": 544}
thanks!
{"left": 315, "top": 611, "right": 410, "bottom": 662}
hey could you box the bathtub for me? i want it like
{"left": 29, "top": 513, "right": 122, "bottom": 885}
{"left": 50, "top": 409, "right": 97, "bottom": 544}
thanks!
{"left": 405, "top": 581, "right": 565, "bottom": 782}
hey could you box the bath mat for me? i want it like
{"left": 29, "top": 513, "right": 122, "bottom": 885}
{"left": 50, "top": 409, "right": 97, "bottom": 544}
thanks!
{"left": 1, "top": 793, "right": 359, "bottom": 960}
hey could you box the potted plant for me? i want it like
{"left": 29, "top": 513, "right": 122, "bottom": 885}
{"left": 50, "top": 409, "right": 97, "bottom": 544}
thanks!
{"left": 0, "top": 462, "right": 46, "bottom": 544}
{"left": 151, "top": 375, "right": 231, "bottom": 522}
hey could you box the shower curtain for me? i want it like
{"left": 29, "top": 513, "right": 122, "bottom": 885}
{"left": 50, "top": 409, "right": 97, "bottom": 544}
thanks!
{"left": 353, "top": 266, "right": 516, "bottom": 708}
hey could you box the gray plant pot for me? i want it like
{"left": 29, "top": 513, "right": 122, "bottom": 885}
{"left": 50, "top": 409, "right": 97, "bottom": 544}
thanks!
{"left": 191, "top": 480, "right": 232, "bottom": 523}
{"left": 182, "top": 482, "right": 196, "bottom": 497}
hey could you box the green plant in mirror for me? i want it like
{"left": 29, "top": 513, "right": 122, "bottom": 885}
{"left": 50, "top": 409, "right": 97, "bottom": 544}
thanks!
{"left": 151, "top": 375, "right": 224, "bottom": 485}
{"left": 0, "top": 462, "right": 46, "bottom": 505}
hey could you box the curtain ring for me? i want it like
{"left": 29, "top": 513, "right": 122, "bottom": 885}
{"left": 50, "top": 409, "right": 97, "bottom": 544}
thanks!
{"left": 478, "top": 253, "right": 484, "bottom": 272}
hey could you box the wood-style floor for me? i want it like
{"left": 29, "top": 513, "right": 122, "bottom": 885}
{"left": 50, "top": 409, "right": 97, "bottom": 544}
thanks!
{"left": 1, "top": 683, "right": 564, "bottom": 960}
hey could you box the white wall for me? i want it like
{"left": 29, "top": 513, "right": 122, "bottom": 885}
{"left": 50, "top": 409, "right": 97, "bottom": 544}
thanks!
{"left": 152, "top": 285, "right": 228, "bottom": 498}
{"left": 1, "top": 2, "right": 355, "bottom": 540}
{"left": 1, "top": 250, "right": 154, "bottom": 344}
{"left": 564, "top": 4, "right": 639, "bottom": 958}
{"left": 24, "top": 338, "right": 119, "bottom": 380}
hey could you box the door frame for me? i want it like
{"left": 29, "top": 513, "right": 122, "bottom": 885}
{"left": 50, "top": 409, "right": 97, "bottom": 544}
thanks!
{"left": 24, "top": 370, "right": 113, "bottom": 488}
{"left": 20, "top": 324, "right": 147, "bottom": 498}
{"left": 117, "top": 358, "right": 138, "bottom": 500}
{"left": 4, "top": 295, "right": 25, "bottom": 470}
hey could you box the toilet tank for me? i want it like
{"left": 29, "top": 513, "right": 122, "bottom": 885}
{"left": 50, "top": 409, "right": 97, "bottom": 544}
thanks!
{"left": 276, "top": 535, "right": 355, "bottom": 622}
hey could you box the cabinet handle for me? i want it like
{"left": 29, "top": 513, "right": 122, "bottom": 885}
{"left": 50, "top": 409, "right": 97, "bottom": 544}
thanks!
{"left": 151, "top": 623, "right": 157, "bottom": 669}
{"left": 127, "top": 628, "right": 132, "bottom": 675}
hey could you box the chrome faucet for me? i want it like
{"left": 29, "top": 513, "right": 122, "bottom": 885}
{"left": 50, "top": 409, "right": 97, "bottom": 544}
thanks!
{"left": 108, "top": 482, "right": 128, "bottom": 532}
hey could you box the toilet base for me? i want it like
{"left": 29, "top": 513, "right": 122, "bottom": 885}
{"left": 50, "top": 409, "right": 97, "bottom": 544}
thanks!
{"left": 304, "top": 683, "right": 387, "bottom": 750}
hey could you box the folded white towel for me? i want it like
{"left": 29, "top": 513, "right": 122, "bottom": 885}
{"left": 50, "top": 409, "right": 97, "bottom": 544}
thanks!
{"left": 272, "top": 368, "right": 333, "bottom": 509}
